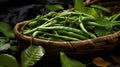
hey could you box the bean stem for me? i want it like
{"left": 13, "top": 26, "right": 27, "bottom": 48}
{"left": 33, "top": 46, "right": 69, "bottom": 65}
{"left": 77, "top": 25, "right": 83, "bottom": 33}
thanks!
{"left": 86, "top": 22, "right": 104, "bottom": 27}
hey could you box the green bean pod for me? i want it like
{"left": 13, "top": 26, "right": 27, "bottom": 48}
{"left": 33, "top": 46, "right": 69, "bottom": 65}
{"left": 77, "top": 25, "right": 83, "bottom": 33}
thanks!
{"left": 37, "top": 26, "right": 86, "bottom": 36}
{"left": 111, "top": 13, "right": 120, "bottom": 21}
{"left": 108, "top": 14, "right": 118, "bottom": 21}
{"left": 86, "top": 22, "right": 104, "bottom": 27}
{"left": 57, "top": 30, "right": 89, "bottom": 40}
{"left": 79, "top": 21, "right": 96, "bottom": 38}
{"left": 35, "top": 31, "right": 80, "bottom": 41}
{"left": 90, "top": 5, "right": 110, "bottom": 13}
{"left": 81, "top": 17, "right": 96, "bottom": 22}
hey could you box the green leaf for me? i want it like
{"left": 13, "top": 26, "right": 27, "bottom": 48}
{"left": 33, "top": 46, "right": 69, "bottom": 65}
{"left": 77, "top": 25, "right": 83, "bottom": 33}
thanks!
{"left": 60, "top": 52, "right": 86, "bottom": 67}
{"left": 0, "top": 37, "right": 9, "bottom": 43}
{"left": 86, "top": 8, "right": 99, "bottom": 18}
{"left": 0, "top": 37, "right": 10, "bottom": 51}
{"left": 45, "top": 4, "right": 64, "bottom": 11}
{"left": 0, "top": 22, "right": 15, "bottom": 38}
{"left": 74, "top": 0, "right": 86, "bottom": 13}
{"left": 95, "top": 17, "right": 113, "bottom": 36}
{"left": 21, "top": 45, "right": 45, "bottom": 67}
{"left": 0, "top": 54, "right": 19, "bottom": 67}
{"left": 0, "top": 43, "right": 10, "bottom": 51}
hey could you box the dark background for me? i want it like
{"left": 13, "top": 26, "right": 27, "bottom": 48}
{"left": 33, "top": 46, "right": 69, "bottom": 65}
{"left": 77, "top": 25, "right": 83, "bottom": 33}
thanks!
{"left": 0, "top": 0, "right": 74, "bottom": 26}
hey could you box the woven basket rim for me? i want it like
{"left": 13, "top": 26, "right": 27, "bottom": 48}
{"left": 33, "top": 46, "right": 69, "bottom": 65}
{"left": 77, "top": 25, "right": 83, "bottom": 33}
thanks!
{"left": 14, "top": 21, "right": 120, "bottom": 48}
{"left": 13, "top": 20, "right": 120, "bottom": 55}
{"left": 14, "top": 21, "right": 120, "bottom": 41}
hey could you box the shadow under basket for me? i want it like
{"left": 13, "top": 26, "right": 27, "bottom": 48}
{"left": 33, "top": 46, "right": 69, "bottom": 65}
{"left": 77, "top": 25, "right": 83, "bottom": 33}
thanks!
{"left": 14, "top": 21, "right": 120, "bottom": 55}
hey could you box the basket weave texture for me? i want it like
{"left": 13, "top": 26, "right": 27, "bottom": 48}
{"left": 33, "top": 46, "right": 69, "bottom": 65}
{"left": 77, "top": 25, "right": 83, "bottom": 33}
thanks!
{"left": 14, "top": 0, "right": 120, "bottom": 55}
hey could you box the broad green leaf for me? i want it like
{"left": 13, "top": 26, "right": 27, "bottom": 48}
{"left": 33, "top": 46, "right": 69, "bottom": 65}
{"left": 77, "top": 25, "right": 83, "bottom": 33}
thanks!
{"left": 0, "top": 22, "right": 14, "bottom": 38}
{"left": 0, "top": 37, "right": 9, "bottom": 44}
{"left": 0, "top": 43, "right": 10, "bottom": 51}
{"left": 21, "top": 45, "right": 45, "bottom": 67}
{"left": 60, "top": 52, "right": 86, "bottom": 67}
{"left": 95, "top": 17, "right": 113, "bottom": 36}
{"left": 74, "top": 0, "right": 86, "bottom": 13}
{"left": 0, "top": 37, "right": 10, "bottom": 51}
{"left": 0, "top": 54, "right": 18, "bottom": 67}
{"left": 86, "top": 8, "right": 99, "bottom": 18}
{"left": 45, "top": 4, "right": 64, "bottom": 11}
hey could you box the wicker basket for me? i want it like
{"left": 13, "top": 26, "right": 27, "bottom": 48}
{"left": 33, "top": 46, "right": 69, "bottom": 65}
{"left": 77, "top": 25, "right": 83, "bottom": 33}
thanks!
{"left": 14, "top": 0, "right": 120, "bottom": 55}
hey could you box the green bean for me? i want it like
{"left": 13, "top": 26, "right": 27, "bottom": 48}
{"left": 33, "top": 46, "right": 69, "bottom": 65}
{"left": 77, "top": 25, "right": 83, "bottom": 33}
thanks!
{"left": 108, "top": 14, "right": 118, "bottom": 21}
{"left": 22, "top": 15, "right": 48, "bottom": 30}
{"left": 57, "top": 30, "right": 89, "bottom": 40}
{"left": 78, "top": 16, "right": 96, "bottom": 38}
{"left": 23, "top": 27, "right": 38, "bottom": 35}
{"left": 54, "top": 24, "right": 64, "bottom": 26}
{"left": 37, "top": 26, "right": 85, "bottom": 35}
{"left": 40, "top": 20, "right": 57, "bottom": 27}
{"left": 44, "top": 11, "right": 57, "bottom": 18}
{"left": 81, "top": 17, "right": 96, "bottom": 22}
{"left": 57, "top": 10, "right": 81, "bottom": 17}
{"left": 41, "top": 15, "right": 65, "bottom": 26}
{"left": 90, "top": 5, "right": 110, "bottom": 13}
{"left": 112, "top": 21, "right": 120, "bottom": 23}
{"left": 22, "top": 5, "right": 119, "bottom": 42}
{"left": 53, "top": 31, "right": 59, "bottom": 35}
{"left": 32, "top": 31, "right": 39, "bottom": 37}
{"left": 81, "top": 13, "right": 95, "bottom": 19}
{"left": 58, "top": 10, "right": 95, "bottom": 19}
{"left": 86, "top": 22, "right": 104, "bottom": 27}
{"left": 45, "top": 37, "right": 64, "bottom": 41}
{"left": 27, "top": 15, "right": 47, "bottom": 27}
{"left": 79, "top": 22, "right": 96, "bottom": 38}
{"left": 55, "top": 17, "right": 66, "bottom": 21}
{"left": 41, "top": 11, "right": 70, "bottom": 26}
{"left": 112, "top": 22, "right": 120, "bottom": 26}
{"left": 28, "top": 21, "right": 38, "bottom": 28}
{"left": 35, "top": 31, "right": 80, "bottom": 41}
{"left": 23, "top": 20, "right": 57, "bottom": 34}
{"left": 40, "top": 17, "right": 57, "bottom": 26}
{"left": 111, "top": 13, "right": 120, "bottom": 21}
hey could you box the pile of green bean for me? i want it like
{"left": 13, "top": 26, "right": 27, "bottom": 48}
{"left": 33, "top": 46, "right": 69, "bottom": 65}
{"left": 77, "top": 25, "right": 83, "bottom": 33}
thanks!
{"left": 22, "top": 9, "right": 120, "bottom": 41}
